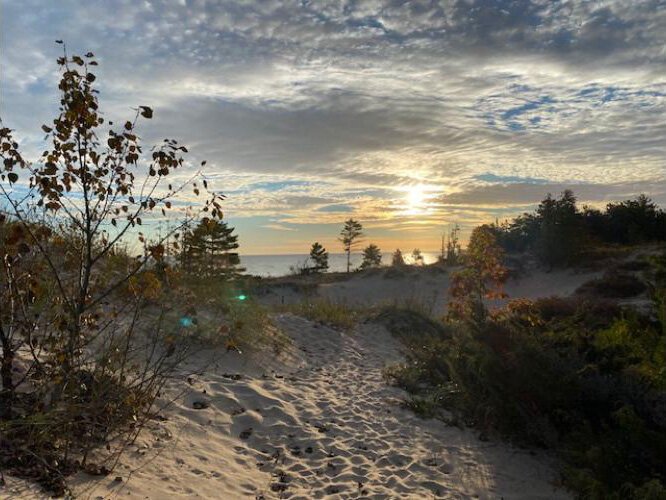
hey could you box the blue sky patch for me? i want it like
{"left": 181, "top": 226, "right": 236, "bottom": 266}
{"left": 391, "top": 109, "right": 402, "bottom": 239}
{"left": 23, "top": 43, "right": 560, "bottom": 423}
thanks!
{"left": 474, "top": 173, "right": 551, "bottom": 185}
{"left": 317, "top": 204, "right": 354, "bottom": 213}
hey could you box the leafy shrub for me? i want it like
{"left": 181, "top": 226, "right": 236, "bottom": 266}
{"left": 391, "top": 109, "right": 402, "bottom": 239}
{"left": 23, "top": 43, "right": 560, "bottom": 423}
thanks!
{"left": 0, "top": 46, "right": 222, "bottom": 495}
{"left": 375, "top": 306, "right": 450, "bottom": 347}
{"left": 576, "top": 272, "right": 647, "bottom": 299}
{"left": 385, "top": 292, "right": 666, "bottom": 499}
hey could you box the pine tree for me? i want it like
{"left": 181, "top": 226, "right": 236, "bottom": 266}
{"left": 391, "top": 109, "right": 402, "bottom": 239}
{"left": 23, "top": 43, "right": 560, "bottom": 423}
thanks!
{"left": 339, "top": 219, "right": 363, "bottom": 273}
{"left": 309, "top": 242, "right": 329, "bottom": 273}
{"left": 360, "top": 244, "right": 382, "bottom": 269}
{"left": 536, "top": 190, "right": 580, "bottom": 268}
{"left": 183, "top": 218, "right": 243, "bottom": 278}
{"left": 392, "top": 248, "right": 405, "bottom": 267}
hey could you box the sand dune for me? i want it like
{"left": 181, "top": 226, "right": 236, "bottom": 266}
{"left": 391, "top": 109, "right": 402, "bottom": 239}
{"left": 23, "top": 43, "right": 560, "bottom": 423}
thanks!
{"left": 259, "top": 265, "right": 601, "bottom": 316}
{"left": 4, "top": 314, "right": 569, "bottom": 499}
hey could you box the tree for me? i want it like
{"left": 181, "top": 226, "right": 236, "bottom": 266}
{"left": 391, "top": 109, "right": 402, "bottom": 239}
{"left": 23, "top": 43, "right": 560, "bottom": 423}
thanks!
{"left": 440, "top": 224, "right": 461, "bottom": 265}
{"left": 411, "top": 248, "right": 424, "bottom": 266}
{"left": 535, "top": 190, "right": 580, "bottom": 268}
{"left": 392, "top": 248, "right": 405, "bottom": 266}
{"left": 360, "top": 243, "right": 382, "bottom": 269}
{"left": 605, "top": 195, "right": 666, "bottom": 244}
{"left": 183, "top": 218, "right": 242, "bottom": 278}
{"left": 339, "top": 218, "right": 363, "bottom": 273}
{"left": 448, "top": 225, "right": 508, "bottom": 322}
{"left": 0, "top": 45, "right": 223, "bottom": 492}
{"left": 309, "top": 241, "right": 329, "bottom": 273}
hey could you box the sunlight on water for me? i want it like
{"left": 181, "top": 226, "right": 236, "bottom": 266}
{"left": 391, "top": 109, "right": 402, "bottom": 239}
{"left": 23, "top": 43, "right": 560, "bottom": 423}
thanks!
{"left": 239, "top": 252, "right": 440, "bottom": 277}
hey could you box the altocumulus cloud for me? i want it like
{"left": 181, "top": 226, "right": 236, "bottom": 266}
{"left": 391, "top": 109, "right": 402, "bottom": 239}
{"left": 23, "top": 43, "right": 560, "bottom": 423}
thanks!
{"left": 1, "top": 0, "right": 665, "bottom": 248}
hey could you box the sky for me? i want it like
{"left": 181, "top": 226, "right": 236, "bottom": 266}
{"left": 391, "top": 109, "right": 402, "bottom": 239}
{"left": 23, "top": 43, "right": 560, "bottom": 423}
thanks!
{"left": 1, "top": 0, "right": 665, "bottom": 254}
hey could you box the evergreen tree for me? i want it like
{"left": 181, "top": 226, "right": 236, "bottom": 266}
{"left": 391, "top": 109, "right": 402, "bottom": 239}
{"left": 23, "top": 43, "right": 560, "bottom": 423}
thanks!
{"left": 536, "top": 190, "right": 580, "bottom": 268}
{"left": 360, "top": 244, "right": 382, "bottom": 269}
{"left": 339, "top": 219, "right": 363, "bottom": 273}
{"left": 309, "top": 241, "right": 329, "bottom": 273}
{"left": 411, "top": 248, "right": 424, "bottom": 266}
{"left": 605, "top": 194, "right": 665, "bottom": 244}
{"left": 391, "top": 248, "right": 405, "bottom": 266}
{"left": 183, "top": 218, "right": 243, "bottom": 278}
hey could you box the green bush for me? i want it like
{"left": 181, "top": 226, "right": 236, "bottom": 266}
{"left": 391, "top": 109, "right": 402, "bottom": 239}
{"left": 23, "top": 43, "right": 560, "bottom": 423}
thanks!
{"left": 385, "top": 294, "right": 666, "bottom": 499}
{"left": 575, "top": 272, "right": 647, "bottom": 299}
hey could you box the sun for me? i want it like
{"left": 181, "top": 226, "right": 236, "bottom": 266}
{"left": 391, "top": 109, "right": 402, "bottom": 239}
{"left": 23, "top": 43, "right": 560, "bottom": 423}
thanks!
{"left": 401, "top": 184, "right": 436, "bottom": 214}
{"left": 407, "top": 185, "right": 426, "bottom": 207}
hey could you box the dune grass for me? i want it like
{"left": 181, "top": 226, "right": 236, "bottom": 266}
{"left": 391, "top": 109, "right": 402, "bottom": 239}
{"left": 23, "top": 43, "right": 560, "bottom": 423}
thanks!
{"left": 174, "top": 273, "right": 290, "bottom": 354}
{"left": 277, "top": 298, "right": 364, "bottom": 330}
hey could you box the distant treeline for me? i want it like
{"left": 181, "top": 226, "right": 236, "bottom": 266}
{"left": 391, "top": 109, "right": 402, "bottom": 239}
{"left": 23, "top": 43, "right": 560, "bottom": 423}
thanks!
{"left": 488, "top": 191, "right": 666, "bottom": 267}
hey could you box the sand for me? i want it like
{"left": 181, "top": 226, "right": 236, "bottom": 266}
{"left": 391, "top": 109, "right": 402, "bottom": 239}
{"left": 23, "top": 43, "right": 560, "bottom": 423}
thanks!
{"left": 3, "top": 267, "right": 586, "bottom": 499}
{"left": 6, "top": 316, "right": 568, "bottom": 499}
{"left": 259, "top": 265, "right": 601, "bottom": 316}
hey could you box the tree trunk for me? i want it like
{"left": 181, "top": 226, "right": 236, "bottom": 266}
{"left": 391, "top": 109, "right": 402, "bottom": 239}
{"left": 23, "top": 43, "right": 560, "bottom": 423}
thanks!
{"left": 0, "top": 346, "right": 14, "bottom": 419}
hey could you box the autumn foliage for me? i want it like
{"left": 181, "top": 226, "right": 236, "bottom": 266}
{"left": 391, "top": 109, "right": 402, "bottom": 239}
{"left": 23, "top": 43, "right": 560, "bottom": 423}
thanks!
{"left": 447, "top": 224, "right": 508, "bottom": 321}
{"left": 0, "top": 44, "right": 223, "bottom": 495}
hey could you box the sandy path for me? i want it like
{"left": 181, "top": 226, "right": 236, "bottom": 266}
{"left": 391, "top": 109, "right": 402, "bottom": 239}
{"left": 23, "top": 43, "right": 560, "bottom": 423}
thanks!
{"left": 5, "top": 315, "right": 568, "bottom": 499}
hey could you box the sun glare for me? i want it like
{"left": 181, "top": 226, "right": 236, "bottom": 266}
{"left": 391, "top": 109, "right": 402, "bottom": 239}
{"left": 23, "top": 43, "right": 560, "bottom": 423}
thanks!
{"left": 408, "top": 185, "right": 425, "bottom": 207}
{"left": 402, "top": 184, "right": 436, "bottom": 214}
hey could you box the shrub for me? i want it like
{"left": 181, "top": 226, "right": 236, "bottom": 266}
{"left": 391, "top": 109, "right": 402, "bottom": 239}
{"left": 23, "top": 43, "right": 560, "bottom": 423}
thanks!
{"left": 384, "top": 290, "right": 666, "bottom": 498}
{"left": 576, "top": 272, "right": 647, "bottom": 299}
{"left": 0, "top": 45, "right": 222, "bottom": 495}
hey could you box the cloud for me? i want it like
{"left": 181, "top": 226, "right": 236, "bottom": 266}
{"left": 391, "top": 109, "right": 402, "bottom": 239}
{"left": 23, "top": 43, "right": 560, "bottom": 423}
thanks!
{"left": 261, "top": 223, "right": 297, "bottom": 232}
{"left": 1, "top": 0, "right": 665, "bottom": 251}
{"left": 441, "top": 180, "right": 666, "bottom": 208}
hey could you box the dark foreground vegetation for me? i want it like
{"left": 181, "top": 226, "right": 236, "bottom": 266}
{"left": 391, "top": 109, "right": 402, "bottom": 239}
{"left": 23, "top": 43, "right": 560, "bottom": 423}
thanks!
{"left": 385, "top": 220, "right": 666, "bottom": 499}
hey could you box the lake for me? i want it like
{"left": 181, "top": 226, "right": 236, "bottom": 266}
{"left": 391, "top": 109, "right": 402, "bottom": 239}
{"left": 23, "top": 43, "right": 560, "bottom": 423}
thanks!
{"left": 239, "top": 252, "right": 440, "bottom": 277}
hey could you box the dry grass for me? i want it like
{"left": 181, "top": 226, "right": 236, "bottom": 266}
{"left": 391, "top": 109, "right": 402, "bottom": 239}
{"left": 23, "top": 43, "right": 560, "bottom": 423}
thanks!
{"left": 276, "top": 298, "right": 364, "bottom": 330}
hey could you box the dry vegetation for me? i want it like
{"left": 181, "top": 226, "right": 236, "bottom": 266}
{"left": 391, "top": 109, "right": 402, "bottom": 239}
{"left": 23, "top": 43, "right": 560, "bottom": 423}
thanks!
{"left": 0, "top": 46, "right": 274, "bottom": 496}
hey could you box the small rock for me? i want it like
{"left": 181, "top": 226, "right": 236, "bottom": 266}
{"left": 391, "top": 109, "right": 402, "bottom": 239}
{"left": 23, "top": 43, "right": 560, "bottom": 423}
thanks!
{"left": 239, "top": 428, "right": 253, "bottom": 440}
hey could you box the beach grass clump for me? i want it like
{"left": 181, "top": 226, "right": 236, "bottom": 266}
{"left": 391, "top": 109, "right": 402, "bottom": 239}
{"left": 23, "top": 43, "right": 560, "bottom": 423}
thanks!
{"left": 171, "top": 273, "right": 289, "bottom": 354}
{"left": 281, "top": 298, "right": 363, "bottom": 329}
{"left": 375, "top": 306, "right": 450, "bottom": 346}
